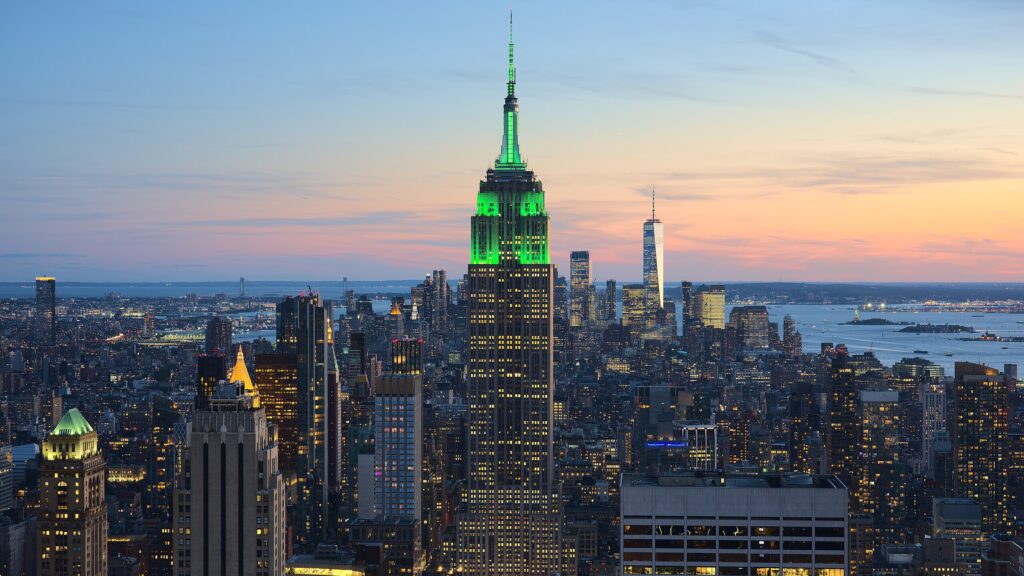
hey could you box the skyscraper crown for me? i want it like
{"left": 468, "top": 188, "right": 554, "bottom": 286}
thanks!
{"left": 496, "top": 13, "right": 526, "bottom": 170}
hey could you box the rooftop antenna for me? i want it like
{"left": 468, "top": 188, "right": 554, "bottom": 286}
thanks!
{"left": 508, "top": 11, "right": 515, "bottom": 96}
{"left": 651, "top": 187, "right": 656, "bottom": 220}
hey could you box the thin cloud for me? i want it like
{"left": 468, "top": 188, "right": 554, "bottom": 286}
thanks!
{"left": 0, "top": 252, "right": 81, "bottom": 259}
{"left": 657, "top": 153, "right": 1024, "bottom": 196}
{"left": 753, "top": 30, "right": 857, "bottom": 75}
{"left": 632, "top": 187, "right": 712, "bottom": 202}
{"left": 976, "top": 147, "right": 1018, "bottom": 156}
{"left": 910, "top": 86, "right": 1021, "bottom": 100}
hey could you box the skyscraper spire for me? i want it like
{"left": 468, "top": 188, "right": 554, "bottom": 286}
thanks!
{"left": 496, "top": 12, "right": 525, "bottom": 170}
{"left": 652, "top": 187, "right": 656, "bottom": 220}
{"left": 508, "top": 11, "right": 515, "bottom": 97}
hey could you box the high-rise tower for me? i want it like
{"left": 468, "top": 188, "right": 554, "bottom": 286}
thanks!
{"left": 459, "top": 19, "right": 567, "bottom": 576}
{"left": 954, "top": 362, "right": 1010, "bottom": 534}
{"left": 35, "top": 276, "right": 56, "bottom": 346}
{"left": 827, "top": 345, "right": 860, "bottom": 491}
{"left": 38, "top": 409, "right": 107, "bottom": 576}
{"left": 277, "top": 293, "right": 335, "bottom": 547}
{"left": 642, "top": 189, "right": 664, "bottom": 324}
{"left": 569, "top": 251, "right": 592, "bottom": 328}
{"left": 173, "top": 381, "right": 287, "bottom": 576}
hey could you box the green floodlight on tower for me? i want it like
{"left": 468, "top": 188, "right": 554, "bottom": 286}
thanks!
{"left": 470, "top": 13, "right": 549, "bottom": 266}
{"left": 495, "top": 12, "right": 525, "bottom": 171}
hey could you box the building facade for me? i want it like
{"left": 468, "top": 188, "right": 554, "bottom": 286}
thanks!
{"left": 953, "top": 363, "right": 1010, "bottom": 534}
{"left": 694, "top": 285, "right": 725, "bottom": 330}
{"left": 277, "top": 293, "right": 335, "bottom": 546}
{"left": 570, "top": 251, "right": 593, "bottom": 328}
{"left": 35, "top": 276, "right": 56, "bottom": 346}
{"left": 38, "top": 409, "right": 108, "bottom": 576}
{"left": 620, "top": 472, "right": 849, "bottom": 576}
{"left": 173, "top": 382, "right": 287, "bottom": 576}
{"left": 458, "top": 24, "right": 566, "bottom": 576}
{"left": 828, "top": 346, "right": 860, "bottom": 491}
{"left": 642, "top": 191, "right": 664, "bottom": 321}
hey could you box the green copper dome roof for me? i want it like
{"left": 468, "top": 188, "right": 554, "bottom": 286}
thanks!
{"left": 51, "top": 408, "right": 94, "bottom": 436}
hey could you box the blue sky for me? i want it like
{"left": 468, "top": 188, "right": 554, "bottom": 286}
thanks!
{"left": 2, "top": 1, "right": 1022, "bottom": 281}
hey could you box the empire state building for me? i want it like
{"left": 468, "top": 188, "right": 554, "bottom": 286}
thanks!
{"left": 457, "top": 20, "right": 570, "bottom": 576}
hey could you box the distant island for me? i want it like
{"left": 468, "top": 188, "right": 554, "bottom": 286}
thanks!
{"left": 898, "top": 323, "right": 975, "bottom": 334}
{"left": 841, "top": 318, "right": 912, "bottom": 326}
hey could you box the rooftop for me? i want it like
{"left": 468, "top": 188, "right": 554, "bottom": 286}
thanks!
{"left": 51, "top": 408, "right": 94, "bottom": 436}
{"left": 623, "top": 471, "right": 845, "bottom": 490}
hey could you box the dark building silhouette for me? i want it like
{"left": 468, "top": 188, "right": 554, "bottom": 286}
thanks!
{"left": 204, "top": 316, "right": 232, "bottom": 355}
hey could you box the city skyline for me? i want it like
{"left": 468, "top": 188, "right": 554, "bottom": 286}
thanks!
{"left": 2, "top": 8, "right": 1022, "bottom": 576}
{"left": 2, "top": 2, "right": 1023, "bottom": 282}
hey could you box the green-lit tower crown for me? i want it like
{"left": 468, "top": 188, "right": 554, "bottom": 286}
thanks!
{"left": 470, "top": 15, "right": 549, "bottom": 266}
{"left": 497, "top": 14, "right": 523, "bottom": 169}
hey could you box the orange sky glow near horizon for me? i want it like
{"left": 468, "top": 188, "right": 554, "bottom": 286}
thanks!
{"left": 2, "top": 1, "right": 1022, "bottom": 282}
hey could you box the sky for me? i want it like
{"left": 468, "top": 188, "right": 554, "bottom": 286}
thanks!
{"left": 1, "top": 1, "right": 1023, "bottom": 283}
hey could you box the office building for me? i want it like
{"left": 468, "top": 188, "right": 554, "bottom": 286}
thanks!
{"left": 428, "top": 269, "right": 450, "bottom": 336}
{"left": 828, "top": 345, "right": 860, "bottom": 491}
{"left": 981, "top": 535, "right": 1023, "bottom": 576}
{"left": 788, "top": 380, "right": 819, "bottom": 475}
{"left": 933, "top": 498, "right": 985, "bottom": 576}
{"left": 680, "top": 281, "right": 693, "bottom": 327}
{"left": 782, "top": 315, "right": 803, "bottom": 357}
{"left": 856, "top": 390, "right": 902, "bottom": 555}
{"left": 205, "top": 316, "right": 233, "bottom": 355}
{"left": 605, "top": 279, "right": 618, "bottom": 325}
{"left": 679, "top": 423, "right": 717, "bottom": 471}
{"left": 570, "top": 251, "right": 593, "bottom": 328}
{"left": 375, "top": 340, "right": 423, "bottom": 520}
{"left": 387, "top": 299, "right": 406, "bottom": 341}
{"left": 173, "top": 382, "right": 287, "bottom": 576}
{"left": 196, "top": 352, "right": 227, "bottom": 408}
{"left": 255, "top": 353, "right": 300, "bottom": 473}
{"left": 458, "top": 23, "right": 566, "bottom": 576}
{"left": 620, "top": 472, "right": 848, "bottom": 576}
{"left": 36, "top": 276, "right": 56, "bottom": 346}
{"left": 278, "top": 293, "right": 336, "bottom": 546}
{"left": 921, "top": 382, "right": 946, "bottom": 476}
{"left": 351, "top": 340, "right": 425, "bottom": 576}
{"left": 622, "top": 284, "right": 646, "bottom": 340}
{"left": 38, "top": 409, "right": 108, "bottom": 576}
{"left": 728, "top": 306, "right": 772, "bottom": 352}
{"left": 643, "top": 190, "right": 665, "bottom": 320}
{"left": 694, "top": 285, "right": 725, "bottom": 330}
{"left": 954, "top": 363, "right": 1010, "bottom": 534}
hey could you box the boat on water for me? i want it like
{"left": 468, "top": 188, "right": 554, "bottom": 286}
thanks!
{"left": 944, "top": 352, "right": 953, "bottom": 357}
{"left": 913, "top": 350, "right": 928, "bottom": 354}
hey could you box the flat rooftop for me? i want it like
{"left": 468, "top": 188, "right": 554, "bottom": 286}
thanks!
{"left": 623, "top": 472, "right": 846, "bottom": 490}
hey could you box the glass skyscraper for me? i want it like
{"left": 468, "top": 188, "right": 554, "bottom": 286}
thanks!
{"left": 569, "top": 250, "right": 592, "bottom": 328}
{"left": 276, "top": 293, "right": 334, "bottom": 547}
{"left": 642, "top": 191, "right": 664, "bottom": 324}
{"left": 458, "top": 22, "right": 567, "bottom": 576}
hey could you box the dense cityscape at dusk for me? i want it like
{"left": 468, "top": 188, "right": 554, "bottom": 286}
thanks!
{"left": 1, "top": 3, "right": 1022, "bottom": 576}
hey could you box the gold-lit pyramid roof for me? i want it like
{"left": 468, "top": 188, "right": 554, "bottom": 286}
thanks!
{"left": 229, "top": 347, "right": 259, "bottom": 407}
